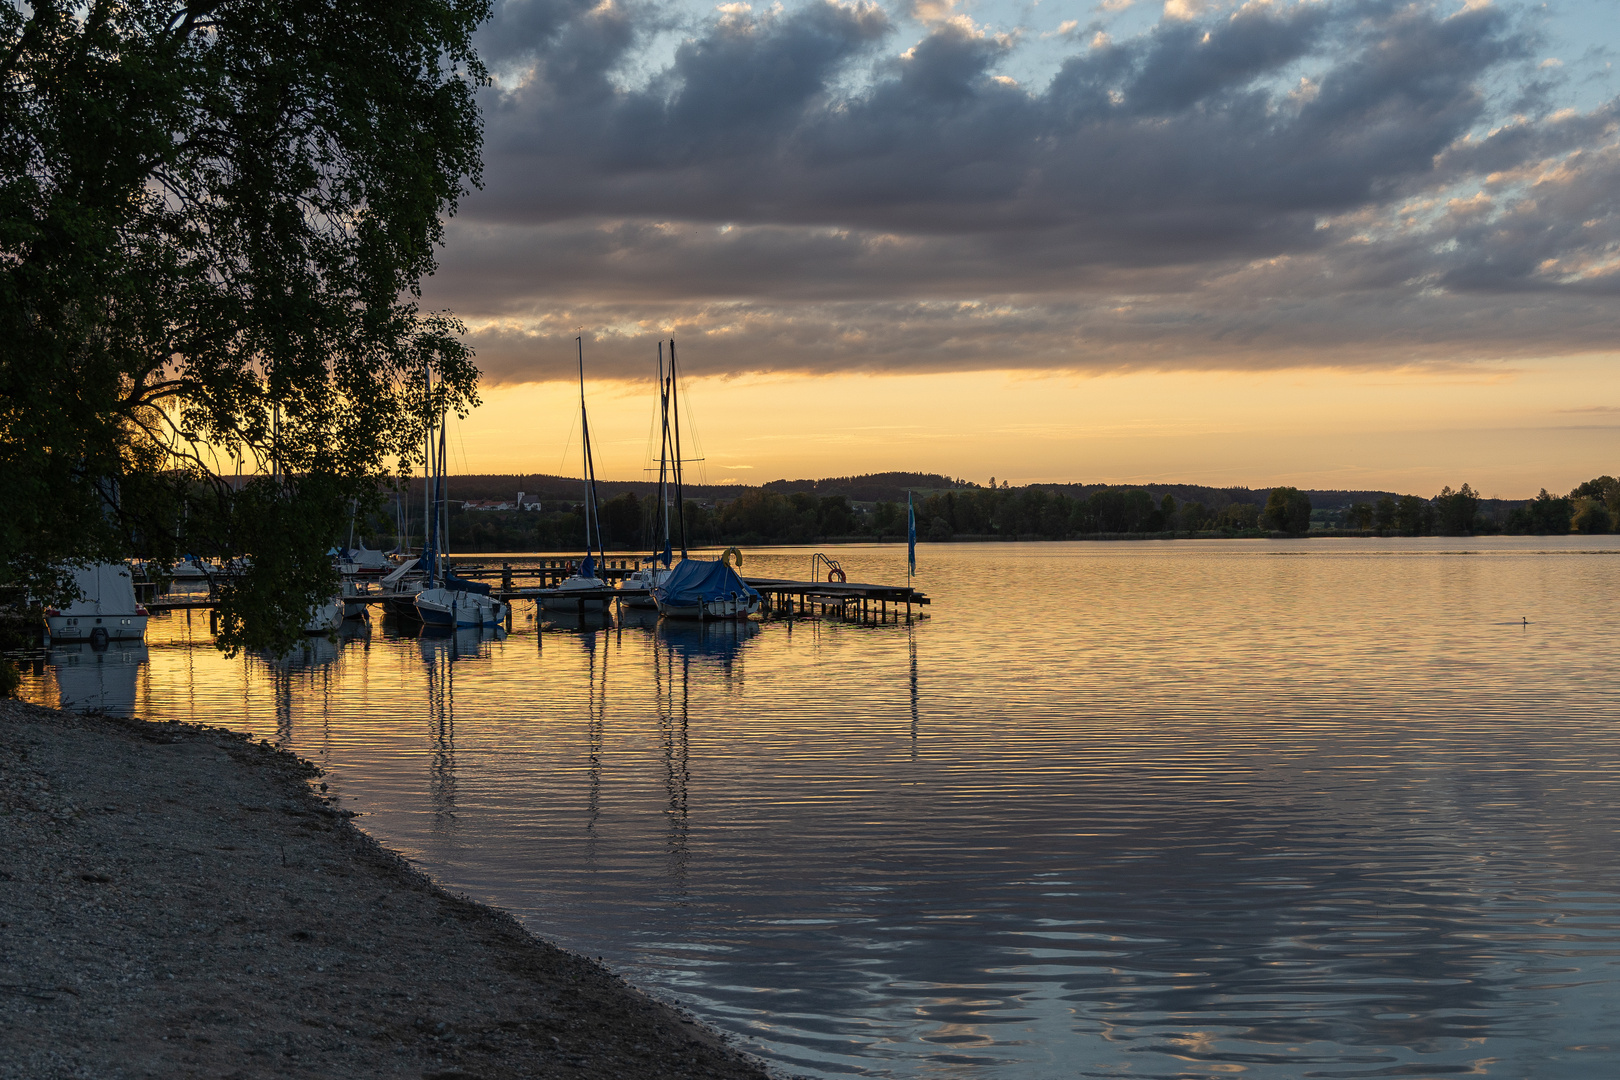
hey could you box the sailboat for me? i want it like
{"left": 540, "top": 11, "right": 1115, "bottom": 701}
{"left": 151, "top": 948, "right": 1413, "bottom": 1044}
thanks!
{"left": 650, "top": 339, "right": 761, "bottom": 620}
{"left": 542, "top": 337, "right": 612, "bottom": 612}
{"left": 621, "top": 342, "right": 677, "bottom": 609}
{"left": 414, "top": 367, "right": 508, "bottom": 628}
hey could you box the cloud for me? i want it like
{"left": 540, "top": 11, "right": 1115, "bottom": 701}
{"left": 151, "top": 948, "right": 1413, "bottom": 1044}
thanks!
{"left": 438, "top": 0, "right": 1620, "bottom": 383}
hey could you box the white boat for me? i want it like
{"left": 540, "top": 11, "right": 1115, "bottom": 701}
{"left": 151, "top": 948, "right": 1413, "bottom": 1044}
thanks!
{"left": 620, "top": 564, "right": 670, "bottom": 609}
{"left": 44, "top": 563, "right": 149, "bottom": 643}
{"left": 377, "top": 557, "right": 427, "bottom": 618}
{"left": 541, "top": 569, "right": 611, "bottom": 612}
{"left": 303, "top": 597, "right": 343, "bottom": 634}
{"left": 168, "top": 557, "right": 210, "bottom": 581}
{"left": 415, "top": 583, "right": 507, "bottom": 627}
{"left": 337, "top": 543, "right": 392, "bottom": 577}
{"left": 341, "top": 580, "right": 372, "bottom": 621}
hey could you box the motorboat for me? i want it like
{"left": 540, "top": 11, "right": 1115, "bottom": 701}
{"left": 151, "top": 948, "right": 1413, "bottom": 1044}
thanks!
{"left": 43, "top": 563, "right": 149, "bottom": 643}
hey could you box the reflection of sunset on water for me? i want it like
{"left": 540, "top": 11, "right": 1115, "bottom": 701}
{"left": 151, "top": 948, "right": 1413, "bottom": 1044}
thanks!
{"left": 17, "top": 540, "right": 1620, "bottom": 1078}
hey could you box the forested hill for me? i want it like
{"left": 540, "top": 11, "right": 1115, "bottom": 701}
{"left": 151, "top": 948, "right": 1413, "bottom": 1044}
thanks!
{"left": 414, "top": 472, "right": 1468, "bottom": 511}
{"left": 1027, "top": 484, "right": 1409, "bottom": 510}
{"left": 761, "top": 473, "right": 963, "bottom": 502}
{"left": 403, "top": 472, "right": 749, "bottom": 503}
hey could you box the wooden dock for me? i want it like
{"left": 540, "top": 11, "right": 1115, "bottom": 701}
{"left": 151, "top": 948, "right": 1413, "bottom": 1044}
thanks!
{"left": 138, "top": 561, "right": 929, "bottom": 622}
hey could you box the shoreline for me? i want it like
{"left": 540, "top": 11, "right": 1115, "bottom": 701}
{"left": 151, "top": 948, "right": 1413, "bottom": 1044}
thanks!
{"left": 0, "top": 698, "right": 777, "bottom": 1080}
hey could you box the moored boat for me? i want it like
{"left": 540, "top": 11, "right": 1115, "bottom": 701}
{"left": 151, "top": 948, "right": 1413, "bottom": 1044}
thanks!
{"left": 43, "top": 563, "right": 149, "bottom": 643}
{"left": 303, "top": 597, "right": 343, "bottom": 634}
{"left": 416, "top": 571, "right": 507, "bottom": 628}
{"left": 652, "top": 557, "right": 761, "bottom": 620}
{"left": 541, "top": 557, "right": 611, "bottom": 612}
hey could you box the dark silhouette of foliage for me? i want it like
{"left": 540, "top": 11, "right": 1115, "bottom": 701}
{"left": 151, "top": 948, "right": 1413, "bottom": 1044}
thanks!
{"left": 1374, "top": 496, "right": 1398, "bottom": 533}
{"left": 1434, "top": 484, "right": 1479, "bottom": 535}
{"left": 1571, "top": 498, "right": 1612, "bottom": 534}
{"left": 1507, "top": 490, "right": 1574, "bottom": 534}
{"left": 1262, "top": 487, "right": 1312, "bottom": 534}
{"left": 2, "top": 0, "right": 490, "bottom": 653}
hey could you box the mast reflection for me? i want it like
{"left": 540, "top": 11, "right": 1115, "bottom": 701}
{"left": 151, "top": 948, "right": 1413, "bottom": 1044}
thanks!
{"left": 416, "top": 625, "right": 503, "bottom": 832}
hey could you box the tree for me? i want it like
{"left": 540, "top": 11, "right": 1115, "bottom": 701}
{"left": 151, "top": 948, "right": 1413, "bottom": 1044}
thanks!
{"left": 2, "top": 1, "right": 490, "bottom": 653}
{"left": 1393, "top": 494, "right": 1432, "bottom": 536}
{"left": 1347, "top": 502, "right": 1374, "bottom": 530}
{"left": 1572, "top": 498, "right": 1612, "bottom": 534}
{"left": 1217, "top": 502, "right": 1261, "bottom": 530}
{"left": 1508, "top": 490, "right": 1574, "bottom": 534}
{"left": 1262, "top": 487, "right": 1312, "bottom": 535}
{"left": 1374, "top": 496, "right": 1397, "bottom": 534}
{"left": 1434, "top": 484, "right": 1479, "bottom": 535}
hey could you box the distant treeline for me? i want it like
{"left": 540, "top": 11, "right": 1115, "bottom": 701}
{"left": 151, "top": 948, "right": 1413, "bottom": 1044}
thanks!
{"left": 361, "top": 473, "right": 1620, "bottom": 553}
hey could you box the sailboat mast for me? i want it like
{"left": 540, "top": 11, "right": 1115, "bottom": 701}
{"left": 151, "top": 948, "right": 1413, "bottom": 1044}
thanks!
{"left": 669, "top": 338, "right": 687, "bottom": 557}
{"left": 657, "top": 341, "right": 670, "bottom": 563}
{"left": 438, "top": 421, "right": 448, "bottom": 578}
{"left": 577, "top": 336, "right": 606, "bottom": 569}
{"left": 423, "top": 361, "right": 434, "bottom": 579}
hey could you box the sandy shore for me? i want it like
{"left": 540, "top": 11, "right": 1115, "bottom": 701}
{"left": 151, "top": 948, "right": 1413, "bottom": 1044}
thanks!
{"left": 0, "top": 699, "right": 776, "bottom": 1080}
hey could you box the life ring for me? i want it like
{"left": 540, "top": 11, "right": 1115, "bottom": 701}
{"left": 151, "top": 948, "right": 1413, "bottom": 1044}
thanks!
{"left": 721, "top": 546, "right": 743, "bottom": 568}
{"left": 827, "top": 567, "right": 846, "bottom": 583}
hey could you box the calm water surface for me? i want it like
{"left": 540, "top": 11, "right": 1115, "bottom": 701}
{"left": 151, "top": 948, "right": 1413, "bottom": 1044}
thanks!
{"left": 20, "top": 539, "right": 1620, "bottom": 1078}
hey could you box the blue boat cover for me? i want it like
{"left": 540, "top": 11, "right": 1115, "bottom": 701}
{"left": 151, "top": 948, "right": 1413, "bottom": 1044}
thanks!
{"left": 443, "top": 571, "right": 491, "bottom": 595}
{"left": 656, "top": 559, "right": 760, "bottom": 606}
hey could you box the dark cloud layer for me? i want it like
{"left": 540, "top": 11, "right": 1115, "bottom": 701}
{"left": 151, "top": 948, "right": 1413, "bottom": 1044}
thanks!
{"left": 430, "top": 0, "right": 1620, "bottom": 382}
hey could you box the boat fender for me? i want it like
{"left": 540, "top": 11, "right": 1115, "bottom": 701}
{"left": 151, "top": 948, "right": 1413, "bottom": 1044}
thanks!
{"left": 721, "top": 546, "right": 743, "bottom": 568}
{"left": 827, "top": 567, "right": 846, "bottom": 583}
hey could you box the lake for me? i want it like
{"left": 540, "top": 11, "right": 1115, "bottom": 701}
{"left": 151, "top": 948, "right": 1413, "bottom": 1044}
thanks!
{"left": 18, "top": 538, "right": 1620, "bottom": 1078}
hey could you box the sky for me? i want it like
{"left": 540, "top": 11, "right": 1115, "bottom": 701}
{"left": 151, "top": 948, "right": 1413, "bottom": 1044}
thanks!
{"left": 419, "top": 0, "right": 1620, "bottom": 496}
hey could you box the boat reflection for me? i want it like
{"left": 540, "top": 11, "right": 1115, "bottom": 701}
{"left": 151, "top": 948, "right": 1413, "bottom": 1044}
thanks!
{"left": 654, "top": 618, "right": 758, "bottom": 673}
{"left": 541, "top": 608, "right": 615, "bottom": 635}
{"left": 46, "top": 640, "right": 148, "bottom": 716}
{"left": 415, "top": 623, "right": 504, "bottom": 663}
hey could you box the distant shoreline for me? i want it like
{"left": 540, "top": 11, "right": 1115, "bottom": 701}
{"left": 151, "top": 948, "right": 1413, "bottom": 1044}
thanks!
{"left": 437, "top": 529, "right": 1535, "bottom": 556}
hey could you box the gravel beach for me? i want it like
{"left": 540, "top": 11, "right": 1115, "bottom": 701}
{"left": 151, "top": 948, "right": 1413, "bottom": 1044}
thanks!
{"left": 0, "top": 698, "right": 776, "bottom": 1080}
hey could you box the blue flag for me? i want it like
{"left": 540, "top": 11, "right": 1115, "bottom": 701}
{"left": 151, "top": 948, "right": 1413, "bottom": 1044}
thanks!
{"left": 907, "top": 491, "right": 916, "bottom": 576}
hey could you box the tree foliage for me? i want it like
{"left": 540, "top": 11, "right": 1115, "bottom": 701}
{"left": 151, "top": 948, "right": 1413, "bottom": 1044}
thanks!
{"left": 1261, "top": 487, "right": 1312, "bottom": 535}
{"left": 1, "top": 0, "right": 489, "bottom": 652}
{"left": 1507, "top": 490, "right": 1574, "bottom": 535}
{"left": 1434, "top": 484, "right": 1479, "bottom": 535}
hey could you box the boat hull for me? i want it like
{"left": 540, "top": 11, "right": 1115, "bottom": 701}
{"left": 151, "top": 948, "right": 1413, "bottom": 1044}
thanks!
{"left": 46, "top": 614, "right": 148, "bottom": 642}
{"left": 303, "top": 600, "right": 343, "bottom": 634}
{"left": 541, "top": 575, "right": 611, "bottom": 613}
{"left": 653, "top": 596, "right": 761, "bottom": 621}
{"left": 416, "top": 587, "right": 507, "bottom": 628}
